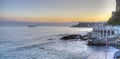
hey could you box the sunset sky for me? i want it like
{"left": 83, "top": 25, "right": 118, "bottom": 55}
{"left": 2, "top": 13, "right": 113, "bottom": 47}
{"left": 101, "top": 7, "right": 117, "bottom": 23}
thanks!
{"left": 0, "top": 0, "right": 116, "bottom": 23}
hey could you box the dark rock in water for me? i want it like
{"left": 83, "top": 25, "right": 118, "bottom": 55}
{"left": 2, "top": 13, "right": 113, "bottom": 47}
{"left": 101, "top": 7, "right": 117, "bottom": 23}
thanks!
{"left": 60, "top": 34, "right": 82, "bottom": 40}
{"left": 39, "top": 47, "right": 45, "bottom": 49}
{"left": 27, "top": 57, "right": 37, "bottom": 59}
{"left": 48, "top": 39, "right": 53, "bottom": 40}
{"left": 87, "top": 39, "right": 106, "bottom": 46}
{"left": 81, "top": 36, "right": 89, "bottom": 40}
{"left": 87, "top": 40, "right": 94, "bottom": 46}
{"left": 80, "top": 32, "right": 94, "bottom": 40}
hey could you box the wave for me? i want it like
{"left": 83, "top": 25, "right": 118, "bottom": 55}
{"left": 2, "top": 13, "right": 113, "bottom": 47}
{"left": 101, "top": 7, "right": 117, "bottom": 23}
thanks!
{"left": 6, "top": 40, "right": 55, "bottom": 52}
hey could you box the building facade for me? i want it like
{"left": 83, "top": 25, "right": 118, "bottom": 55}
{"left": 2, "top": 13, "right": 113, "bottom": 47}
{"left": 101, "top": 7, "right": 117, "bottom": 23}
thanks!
{"left": 92, "top": 26, "right": 120, "bottom": 38}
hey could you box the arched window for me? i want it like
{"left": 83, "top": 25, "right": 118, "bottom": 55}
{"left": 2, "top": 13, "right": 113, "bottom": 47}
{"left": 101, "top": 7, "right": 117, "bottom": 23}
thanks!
{"left": 98, "top": 30, "right": 100, "bottom": 36}
{"left": 104, "top": 31, "right": 106, "bottom": 36}
{"left": 112, "top": 31, "right": 114, "bottom": 35}
{"left": 108, "top": 31, "right": 110, "bottom": 36}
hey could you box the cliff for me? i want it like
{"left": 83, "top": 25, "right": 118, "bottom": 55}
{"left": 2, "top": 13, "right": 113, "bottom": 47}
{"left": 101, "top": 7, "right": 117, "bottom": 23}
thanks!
{"left": 107, "top": 12, "right": 120, "bottom": 25}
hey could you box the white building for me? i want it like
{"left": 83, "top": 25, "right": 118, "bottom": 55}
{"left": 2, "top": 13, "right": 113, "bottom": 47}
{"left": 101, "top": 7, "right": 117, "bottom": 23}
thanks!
{"left": 92, "top": 26, "right": 120, "bottom": 38}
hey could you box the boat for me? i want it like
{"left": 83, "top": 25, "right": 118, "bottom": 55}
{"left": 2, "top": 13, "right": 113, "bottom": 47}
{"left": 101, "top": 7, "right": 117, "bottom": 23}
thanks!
{"left": 28, "top": 25, "right": 37, "bottom": 27}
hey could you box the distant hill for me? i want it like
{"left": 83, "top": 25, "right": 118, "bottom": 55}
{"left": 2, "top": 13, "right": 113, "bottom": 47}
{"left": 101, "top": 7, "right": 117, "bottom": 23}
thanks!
{"left": 72, "top": 22, "right": 105, "bottom": 27}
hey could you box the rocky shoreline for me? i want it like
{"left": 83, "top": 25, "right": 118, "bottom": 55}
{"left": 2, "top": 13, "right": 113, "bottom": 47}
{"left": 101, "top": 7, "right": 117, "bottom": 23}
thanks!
{"left": 60, "top": 34, "right": 90, "bottom": 41}
{"left": 60, "top": 32, "right": 120, "bottom": 46}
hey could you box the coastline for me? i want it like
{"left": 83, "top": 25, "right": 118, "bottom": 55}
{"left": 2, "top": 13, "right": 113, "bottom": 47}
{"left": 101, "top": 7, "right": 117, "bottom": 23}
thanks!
{"left": 0, "top": 26, "right": 119, "bottom": 59}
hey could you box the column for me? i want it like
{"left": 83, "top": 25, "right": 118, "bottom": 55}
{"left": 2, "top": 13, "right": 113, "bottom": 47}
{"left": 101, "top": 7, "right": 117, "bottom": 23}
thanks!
{"left": 102, "top": 30, "right": 103, "bottom": 37}
{"left": 98, "top": 30, "right": 99, "bottom": 37}
{"left": 110, "top": 31, "right": 112, "bottom": 36}
{"left": 97, "top": 30, "right": 98, "bottom": 37}
{"left": 94, "top": 30, "right": 95, "bottom": 37}
{"left": 104, "top": 30, "right": 106, "bottom": 37}
{"left": 94, "top": 30, "right": 96, "bottom": 37}
{"left": 101, "top": 30, "right": 102, "bottom": 37}
{"left": 97, "top": 30, "right": 99, "bottom": 37}
{"left": 106, "top": 30, "right": 108, "bottom": 38}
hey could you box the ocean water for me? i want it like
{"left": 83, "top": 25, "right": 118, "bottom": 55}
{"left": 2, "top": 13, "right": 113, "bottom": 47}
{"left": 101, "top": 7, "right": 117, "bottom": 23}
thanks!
{"left": 0, "top": 26, "right": 118, "bottom": 59}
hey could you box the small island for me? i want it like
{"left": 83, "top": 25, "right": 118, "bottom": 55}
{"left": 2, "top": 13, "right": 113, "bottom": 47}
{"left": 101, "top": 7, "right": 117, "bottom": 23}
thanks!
{"left": 28, "top": 25, "right": 37, "bottom": 27}
{"left": 72, "top": 22, "right": 104, "bottom": 28}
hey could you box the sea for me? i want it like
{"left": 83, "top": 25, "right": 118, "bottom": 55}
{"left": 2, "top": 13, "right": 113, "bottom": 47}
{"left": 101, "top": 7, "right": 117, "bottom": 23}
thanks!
{"left": 0, "top": 26, "right": 119, "bottom": 59}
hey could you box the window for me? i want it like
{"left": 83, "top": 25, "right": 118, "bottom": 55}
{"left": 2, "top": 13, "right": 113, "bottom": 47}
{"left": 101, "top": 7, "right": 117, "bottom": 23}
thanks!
{"left": 112, "top": 31, "right": 114, "bottom": 35}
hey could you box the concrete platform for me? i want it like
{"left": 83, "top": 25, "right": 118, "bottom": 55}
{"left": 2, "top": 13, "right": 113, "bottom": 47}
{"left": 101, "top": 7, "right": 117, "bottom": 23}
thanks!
{"left": 88, "top": 46, "right": 118, "bottom": 59}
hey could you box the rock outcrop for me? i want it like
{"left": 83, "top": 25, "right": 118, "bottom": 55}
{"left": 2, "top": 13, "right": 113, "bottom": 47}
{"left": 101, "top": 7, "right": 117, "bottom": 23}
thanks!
{"left": 60, "top": 34, "right": 91, "bottom": 41}
{"left": 60, "top": 34, "right": 82, "bottom": 40}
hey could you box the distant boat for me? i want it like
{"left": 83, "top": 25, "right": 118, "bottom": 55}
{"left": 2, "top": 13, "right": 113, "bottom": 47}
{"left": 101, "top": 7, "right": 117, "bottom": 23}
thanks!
{"left": 28, "top": 25, "right": 36, "bottom": 27}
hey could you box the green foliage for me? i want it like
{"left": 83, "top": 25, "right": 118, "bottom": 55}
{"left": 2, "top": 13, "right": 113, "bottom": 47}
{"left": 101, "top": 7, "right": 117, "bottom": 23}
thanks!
{"left": 107, "top": 19, "right": 120, "bottom": 25}
{"left": 107, "top": 12, "right": 120, "bottom": 25}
